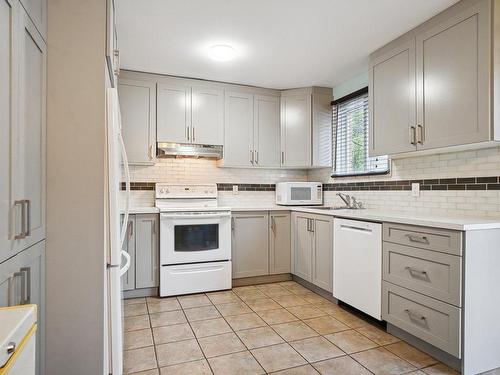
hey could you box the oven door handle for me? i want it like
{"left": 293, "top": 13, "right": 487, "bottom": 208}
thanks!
{"left": 160, "top": 212, "right": 232, "bottom": 219}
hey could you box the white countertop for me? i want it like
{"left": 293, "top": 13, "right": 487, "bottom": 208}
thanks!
{"left": 125, "top": 205, "right": 500, "bottom": 231}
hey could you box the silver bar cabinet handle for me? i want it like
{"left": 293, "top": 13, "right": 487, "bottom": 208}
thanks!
{"left": 405, "top": 234, "right": 429, "bottom": 244}
{"left": 405, "top": 266, "right": 428, "bottom": 277}
{"left": 192, "top": 126, "right": 195, "bottom": 142}
{"left": 405, "top": 309, "right": 427, "bottom": 322}
{"left": 409, "top": 126, "right": 416, "bottom": 145}
{"left": 186, "top": 126, "right": 190, "bottom": 141}
{"left": 20, "top": 267, "right": 31, "bottom": 304}
{"left": 24, "top": 200, "right": 30, "bottom": 236}
{"left": 417, "top": 125, "right": 424, "bottom": 144}
{"left": 13, "top": 271, "right": 25, "bottom": 306}
{"left": 14, "top": 200, "right": 25, "bottom": 239}
{"left": 255, "top": 150, "right": 258, "bottom": 164}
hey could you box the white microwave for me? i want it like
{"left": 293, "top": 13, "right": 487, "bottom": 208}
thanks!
{"left": 276, "top": 182, "right": 323, "bottom": 206}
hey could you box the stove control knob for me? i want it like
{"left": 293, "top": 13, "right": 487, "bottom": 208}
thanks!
{"left": 204, "top": 190, "right": 208, "bottom": 194}
{"left": 159, "top": 188, "right": 165, "bottom": 194}
{"left": 209, "top": 189, "right": 214, "bottom": 194}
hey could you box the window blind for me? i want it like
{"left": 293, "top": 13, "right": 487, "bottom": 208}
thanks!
{"left": 332, "top": 90, "right": 389, "bottom": 177}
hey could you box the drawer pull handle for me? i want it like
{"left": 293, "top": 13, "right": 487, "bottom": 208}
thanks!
{"left": 405, "top": 234, "right": 429, "bottom": 244}
{"left": 404, "top": 309, "right": 427, "bottom": 325}
{"left": 405, "top": 266, "right": 429, "bottom": 280}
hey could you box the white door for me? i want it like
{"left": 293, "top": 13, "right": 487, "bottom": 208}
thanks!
{"left": 254, "top": 95, "right": 280, "bottom": 167}
{"left": 224, "top": 91, "right": 254, "bottom": 166}
{"left": 416, "top": 2, "right": 490, "bottom": 150}
{"left": 0, "top": 0, "right": 18, "bottom": 263}
{"left": 281, "top": 94, "right": 311, "bottom": 167}
{"left": 191, "top": 86, "right": 224, "bottom": 145}
{"left": 12, "top": 8, "right": 46, "bottom": 253}
{"left": 369, "top": 39, "right": 416, "bottom": 156}
{"left": 118, "top": 78, "right": 156, "bottom": 164}
{"left": 157, "top": 83, "right": 191, "bottom": 143}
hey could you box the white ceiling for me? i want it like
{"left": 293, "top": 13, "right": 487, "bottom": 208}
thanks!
{"left": 116, "top": 0, "right": 458, "bottom": 90}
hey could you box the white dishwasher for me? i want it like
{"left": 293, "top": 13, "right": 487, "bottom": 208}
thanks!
{"left": 333, "top": 218, "right": 382, "bottom": 320}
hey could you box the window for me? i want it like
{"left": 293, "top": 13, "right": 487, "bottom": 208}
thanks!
{"left": 332, "top": 87, "right": 389, "bottom": 177}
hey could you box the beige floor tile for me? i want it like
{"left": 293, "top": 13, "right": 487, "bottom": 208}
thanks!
{"left": 314, "top": 302, "right": 342, "bottom": 316}
{"left": 208, "top": 350, "right": 265, "bottom": 375}
{"left": 273, "top": 295, "right": 309, "bottom": 308}
{"left": 129, "top": 369, "right": 159, "bottom": 375}
{"left": 123, "top": 346, "right": 157, "bottom": 374}
{"left": 246, "top": 298, "right": 282, "bottom": 312}
{"left": 215, "top": 301, "right": 252, "bottom": 317}
{"left": 263, "top": 288, "right": 294, "bottom": 298}
{"left": 278, "top": 281, "right": 300, "bottom": 288}
{"left": 207, "top": 291, "right": 241, "bottom": 305}
{"left": 124, "top": 328, "right": 154, "bottom": 350}
{"left": 152, "top": 323, "right": 194, "bottom": 344}
{"left": 124, "top": 303, "right": 148, "bottom": 317}
{"left": 178, "top": 294, "right": 212, "bottom": 309}
{"left": 236, "top": 326, "right": 284, "bottom": 349}
{"left": 270, "top": 364, "right": 320, "bottom": 374}
{"left": 422, "top": 363, "right": 460, "bottom": 375}
{"left": 124, "top": 297, "right": 146, "bottom": 305}
{"left": 184, "top": 305, "right": 221, "bottom": 322}
{"left": 150, "top": 310, "right": 187, "bottom": 328}
{"left": 406, "top": 372, "right": 427, "bottom": 375}
{"left": 272, "top": 321, "right": 318, "bottom": 342}
{"left": 155, "top": 339, "right": 204, "bottom": 367}
{"left": 198, "top": 332, "right": 246, "bottom": 358}
{"left": 251, "top": 343, "right": 307, "bottom": 373}
{"left": 312, "top": 355, "right": 372, "bottom": 375}
{"left": 146, "top": 296, "right": 162, "bottom": 303}
{"left": 301, "top": 294, "right": 330, "bottom": 305}
{"left": 284, "top": 284, "right": 311, "bottom": 294}
{"left": 160, "top": 359, "right": 212, "bottom": 375}
{"left": 325, "top": 329, "right": 378, "bottom": 354}
{"left": 124, "top": 315, "right": 150, "bottom": 332}
{"left": 147, "top": 298, "right": 181, "bottom": 313}
{"left": 289, "top": 336, "right": 344, "bottom": 363}
{"left": 190, "top": 317, "right": 232, "bottom": 338}
{"left": 236, "top": 289, "right": 268, "bottom": 301}
{"left": 233, "top": 285, "right": 258, "bottom": 292}
{"left": 385, "top": 341, "right": 438, "bottom": 368}
{"left": 286, "top": 305, "right": 327, "bottom": 320}
{"left": 328, "top": 309, "right": 370, "bottom": 329}
{"left": 225, "top": 312, "right": 267, "bottom": 331}
{"left": 356, "top": 325, "right": 400, "bottom": 346}
{"left": 303, "top": 316, "right": 349, "bottom": 335}
{"left": 258, "top": 308, "right": 299, "bottom": 325}
{"left": 352, "top": 347, "right": 416, "bottom": 375}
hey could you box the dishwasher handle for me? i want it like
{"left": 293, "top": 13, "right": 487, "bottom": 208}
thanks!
{"left": 339, "top": 224, "right": 373, "bottom": 233}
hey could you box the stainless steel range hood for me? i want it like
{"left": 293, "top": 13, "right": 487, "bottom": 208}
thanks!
{"left": 157, "top": 142, "right": 223, "bottom": 159}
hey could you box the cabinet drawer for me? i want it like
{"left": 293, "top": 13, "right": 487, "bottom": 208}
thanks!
{"left": 382, "top": 282, "right": 461, "bottom": 358}
{"left": 383, "top": 242, "right": 462, "bottom": 306}
{"left": 383, "top": 223, "right": 462, "bottom": 255}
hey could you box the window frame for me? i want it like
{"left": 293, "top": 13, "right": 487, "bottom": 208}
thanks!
{"left": 330, "top": 87, "right": 390, "bottom": 178}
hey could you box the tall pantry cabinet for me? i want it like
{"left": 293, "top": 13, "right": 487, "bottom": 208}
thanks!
{"left": 0, "top": 0, "right": 46, "bottom": 374}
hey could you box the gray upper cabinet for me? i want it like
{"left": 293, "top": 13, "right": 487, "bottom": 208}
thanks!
{"left": 19, "top": 0, "right": 46, "bottom": 40}
{"left": 269, "top": 211, "right": 291, "bottom": 274}
{"left": 223, "top": 91, "right": 254, "bottom": 167}
{"left": 118, "top": 77, "right": 156, "bottom": 164}
{"left": 254, "top": 95, "right": 280, "bottom": 167}
{"left": 232, "top": 212, "right": 269, "bottom": 278}
{"left": 135, "top": 214, "right": 159, "bottom": 289}
{"left": 157, "top": 82, "right": 191, "bottom": 144}
{"left": 312, "top": 216, "right": 333, "bottom": 292}
{"left": 191, "top": 86, "right": 224, "bottom": 145}
{"left": 369, "top": 0, "right": 494, "bottom": 156}
{"left": 369, "top": 39, "right": 416, "bottom": 156}
{"left": 415, "top": 0, "right": 490, "bottom": 150}
{"left": 280, "top": 92, "right": 312, "bottom": 167}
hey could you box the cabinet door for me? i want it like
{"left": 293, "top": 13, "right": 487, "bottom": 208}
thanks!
{"left": 157, "top": 82, "right": 191, "bottom": 143}
{"left": 294, "top": 215, "right": 312, "bottom": 282}
{"left": 269, "top": 212, "right": 290, "bottom": 275}
{"left": 135, "top": 214, "right": 159, "bottom": 289}
{"left": 121, "top": 215, "right": 136, "bottom": 291}
{"left": 224, "top": 91, "right": 254, "bottom": 167}
{"left": 232, "top": 212, "right": 269, "bottom": 278}
{"left": 192, "top": 86, "right": 224, "bottom": 145}
{"left": 254, "top": 95, "right": 280, "bottom": 167}
{"left": 0, "top": 254, "right": 20, "bottom": 307}
{"left": 118, "top": 78, "right": 156, "bottom": 164}
{"left": 19, "top": 0, "right": 45, "bottom": 40}
{"left": 281, "top": 94, "right": 311, "bottom": 167}
{"left": 312, "top": 216, "right": 333, "bottom": 292}
{"left": 416, "top": 1, "right": 490, "bottom": 150}
{"left": 12, "top": 8, "right": 46, "bottom": 253}
{"left": 369, "top": 39, "right": 416, "bottom": 156}
{"left": 0, "top": 0, "right": 18, "bottom": 263}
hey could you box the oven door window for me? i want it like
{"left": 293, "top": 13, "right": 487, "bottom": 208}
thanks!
{"left": 290, "top": 187, "right": 311, "bottom": 201}
{"left": 174, "top": 224, "right": 219, "bottom": 252}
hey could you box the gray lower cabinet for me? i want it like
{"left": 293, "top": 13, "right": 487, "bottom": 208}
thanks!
{"left": 0, "top": 240, "right": 45, "bottom": 375}
{"left": 232, "top": 212, "right": 269, "bottom": 278}
{"left": 269, "top": 211, "right": 290, "bottom": 274}
{"left": 121, "top": 213, "right": 159, "bottom": 292}
{"left": 292, "top": 212, "right": 333, "bottom": 292}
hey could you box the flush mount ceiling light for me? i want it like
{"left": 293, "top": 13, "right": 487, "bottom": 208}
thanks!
{"left": 209, "top": 44, "right": 236, "bottom": 62}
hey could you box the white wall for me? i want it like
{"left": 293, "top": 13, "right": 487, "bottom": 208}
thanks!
{"left": 332, "top": 71, "right": 368, "bottom": 100}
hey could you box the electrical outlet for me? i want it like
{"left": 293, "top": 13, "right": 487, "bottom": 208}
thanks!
{"left": 232, "top": 185, "right": 238, "bottom": 195}
{"left": 412, "top": 182, "right": 420, "bottom": 197}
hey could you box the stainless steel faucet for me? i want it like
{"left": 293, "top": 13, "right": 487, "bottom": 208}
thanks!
{"left": 337, "top": 193, "right": 351, "bottom": 207}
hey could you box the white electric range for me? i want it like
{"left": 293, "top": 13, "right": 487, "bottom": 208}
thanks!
{"left": 156, "top": 183, "right": 232, "bottom": 296}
